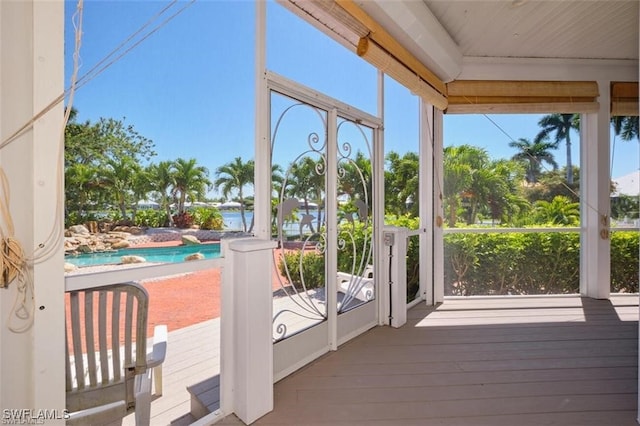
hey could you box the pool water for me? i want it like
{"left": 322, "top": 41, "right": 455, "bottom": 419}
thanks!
{"left": 65, "top": 243, "right": 222, "bottom": 267}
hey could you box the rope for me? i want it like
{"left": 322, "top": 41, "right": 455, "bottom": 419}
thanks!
{"left": 1, "top": 0, "right": 200, "bottom": 333}
{"left": 0, "top": 166, "right": 31, "bottom": 332}
{"left": 454, "top": 96, "right": 607, "bottom": 220}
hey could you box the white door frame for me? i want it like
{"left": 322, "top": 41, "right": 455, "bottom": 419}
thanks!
{"left": 264, "top": 72, "right": 384, "bottom": 381}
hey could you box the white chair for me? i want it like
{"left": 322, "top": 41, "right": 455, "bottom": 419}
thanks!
{"left": 65, "top": 282, "right": 167, "bottom": 425}
{"left": 337, "top": 265, "right": 375, "bottom": 309}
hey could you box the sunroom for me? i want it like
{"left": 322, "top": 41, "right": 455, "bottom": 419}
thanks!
{"left": 0, "top": 0, "right": 638, "bottom": 425}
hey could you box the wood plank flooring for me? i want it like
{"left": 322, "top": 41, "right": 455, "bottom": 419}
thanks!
{"left": 121, "top": 318, "right": 221, "bottom": 426}
{"left": 224, "top": 295, "right": 639, "bottom": 426}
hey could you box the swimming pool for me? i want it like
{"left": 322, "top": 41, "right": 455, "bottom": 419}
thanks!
{"left": 65, "top": 243, "right": 222, "bottom": 267}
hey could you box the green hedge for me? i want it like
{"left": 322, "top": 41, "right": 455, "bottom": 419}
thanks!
{"left": 444, "top": 230, "right": 638, "bottom": 295}
{"left": 278, "top": 250, "right": 325, "bottom": 291}
{"left": 611, "top": 231, "right": 640, "bottom": 293}
{"left": 278, "top": 216, "right": 421, "bottom": 301}
{"left": 279, "top": 224, "right": 638, "bottom": 297}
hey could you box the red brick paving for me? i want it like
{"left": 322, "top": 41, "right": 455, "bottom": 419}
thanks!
{"left": 67, "top": 239, "right": 287, "bottom": 339}
{"left": 143, "top": 268, "right": 220, "bottom": 334}
{"left": 126, "top": 240, "right": 221, "bottom": 335}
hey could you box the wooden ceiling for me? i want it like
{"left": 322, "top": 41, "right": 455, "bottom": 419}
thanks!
{"left": 358, "top": 0, "right": 639, "bottom": 82}
{"left": 425, "top": 0, "right": 638, "bottom": 61}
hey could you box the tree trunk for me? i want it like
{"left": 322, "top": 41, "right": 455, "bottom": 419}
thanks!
{"left": 565, "top": 136, "right": 573, "bottom": 185}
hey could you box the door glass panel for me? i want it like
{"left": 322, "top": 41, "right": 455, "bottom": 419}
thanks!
{"left": 271, "top": 91, "right": 328, "bottom": 341}
{"left": 336, "top": 117, "right": 375, "bottom": 313}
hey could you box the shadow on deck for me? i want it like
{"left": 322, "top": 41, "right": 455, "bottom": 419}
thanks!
{"left": 125, "top": 294, "right": 639, "bottom": 425}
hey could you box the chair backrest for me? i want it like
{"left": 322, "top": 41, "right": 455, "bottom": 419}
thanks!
{"left": 65, "top": 282, "right": 149, "bottom": 415}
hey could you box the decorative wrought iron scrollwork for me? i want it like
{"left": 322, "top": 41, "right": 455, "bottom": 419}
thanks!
{"left": 270, "top": 94, "right": 377, "bottom": 341}
{"left": 271, "top": 95, "right": 328, "bottom": 341}
{"left": 335, "top": 118, "right": 374, "bottom": 314}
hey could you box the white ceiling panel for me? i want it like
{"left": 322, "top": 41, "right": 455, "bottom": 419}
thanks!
{"left": 423, "top": 0, "right": 638, "bottom": 61}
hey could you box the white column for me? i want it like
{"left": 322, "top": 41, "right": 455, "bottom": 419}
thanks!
{"left": 225, "top": 238, "right": 276, "bottom": 424}
{"left": 218, "top": 239, "right": 236, "bottom": 418}
{"left": 254, "top": 0, "right": 270, "bottom": 240}
{"left": 580, "top": 82, "right": 611, "bottom": 299}
{"left": 382, "top": 226, "right": 408, "bottom": 328}
{"left": 433, "top": 108, "right": 445, "bottom": 304}
{"left": 375, "top": 70, "right": 385, "bottom": 327}
{"left": 419, "top": 101, "right": 432, "bottom": 305}
{"left": 419, "top": 101, "right": 444, "bottom": 305}
{"left": 326, "top": 109, "right": 338, "bottom": 350}
{"left": 0, "top": 0, "right": 64, "bottom": 417}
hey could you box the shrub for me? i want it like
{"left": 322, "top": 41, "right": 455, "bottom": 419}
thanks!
{"left": 172, "top": 212, "right": 194, "bottom": 229}
{"left": 611, "top": 230, "right": 639, "bottom": 293}
{"left": 444, "top": 230, "right": 581, "bottom": 295}
{"left": 134, "top": 209, "right": 167, "bottom": 228}
{"left": 278, "top": 250, "right": 325, "bottom": 291}
{"left": 278, "top": 216, "right": 422, "bottom": 302}
{"left": 337, "top": 220, "right": 373, "bottom": 275}
{"left": 444, "top": 229, "right": 639, "bottom": 295}
{"left": 192, "top": 207, "right": 224, "bottom": 230}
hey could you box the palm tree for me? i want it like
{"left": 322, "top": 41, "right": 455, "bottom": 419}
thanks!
{"left": 286, "top": 156, "right": 324, "bottom": 233}
{"left": 100, "top": 157, "right": 141, "bottom": 220}
{"left": 509, "top": 137, "right": 558, "bottom": 184}
{"left": 442, "top": 145, "right": 475, "bottom": 226}
{"left": 484, "top": 159, "right": 529, "bottom": 224}
{"left": 147, "top": 161, "right": 176, "bottom": 227}
{"left": 534, "top": 195, "right": 580, "bottom": 226}
{"left": 214, "top": 157, "right": 254, "bottom": 232}
{"left": 535, "top": 114, "right": 579, "bottom": 184}
{"left": 65, "top": 163, "right": 99, "bottom": 217}
{"left": 612, "top": 116, "right": 639, "bottom": 141}
{"left": 340, "top": 151, "right": 372, "bottom": 208}
{"left": 172, "top": 158, "right": 212, "bottom": 215}
{"left": 385, "top": 151, "right": 419, "bottom": 216}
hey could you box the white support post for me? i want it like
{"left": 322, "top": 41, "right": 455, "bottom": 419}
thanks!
{"left": 419, "top": 101, "right": 444, "bottom": 306}
{"left": 419, "top": 101, "right": 432, "bottom": 305}
{"left": 0, "top": 1, "right": 64, "bottom": 417}
{"left": 375, "top": 70, "right": 385, "bottom": 327}
{"left": 224, "top": 238, "right": 276, "bottom": 424}
{"left": 580, "top": 83, "right": 611, "bottom": 300}
{"left": 382, "top": 226, "right": 408, "bottom": 328}
{"left": 253, "top": 0, "right": 270, "bottom": 240}
{"left": 432, "top": 108, "right": 445, "bottom": 304}
{"left": 218, "top": 239, "right": 235, "bottom": 419}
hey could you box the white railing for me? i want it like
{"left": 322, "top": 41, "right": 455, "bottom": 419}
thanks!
{"left": 404, "top": 228, "right": 425, "bottom": 308}
{"left": 65, "top": 258, "right": 224, "bottom": 291}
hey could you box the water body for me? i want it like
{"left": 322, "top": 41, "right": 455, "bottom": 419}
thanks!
{"left": 221, "top": 211, "right": 321, "bottom": 235}
{"left": 66, "top": 244, "right": 221, "bottom": 267}
{"left": 66, "top": 211, "right": 319, "bottom": 267}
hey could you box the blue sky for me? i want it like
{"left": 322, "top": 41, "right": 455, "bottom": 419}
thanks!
{"left": 64, "top": 0, "right": 638, "bottom": 198}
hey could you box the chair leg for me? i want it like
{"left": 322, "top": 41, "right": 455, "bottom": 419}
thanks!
{"left": 153, "top": 365, "right": 163, "bottom": 396}
{"left": 134, "top": 370, "right": 153, "bottom": 425}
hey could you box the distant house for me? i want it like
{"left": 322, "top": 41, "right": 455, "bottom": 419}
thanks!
{"left": 612, "top": 170, "right": 640, "bottom": 197}
{"left": 136, "top": 199, "right": 160, "bottom": 210}
{"left": 219, "top": 201, "right": 242, "bottom": 209}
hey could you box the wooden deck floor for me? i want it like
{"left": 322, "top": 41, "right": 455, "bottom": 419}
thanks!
{"left": 120, "top": 294, "right": 639, "bottom": 425}
{"left": 223, "top": 294, "right": 639, "bottom": 425}
{"left": 121, "top": 318, "right": 221, "bottom": 426}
